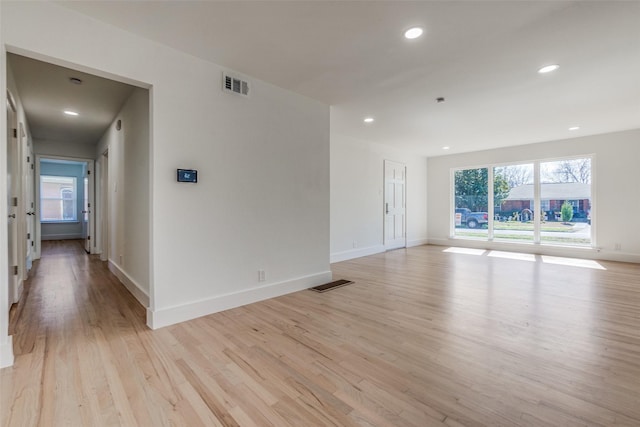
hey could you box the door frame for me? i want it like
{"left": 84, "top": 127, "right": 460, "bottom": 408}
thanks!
{"left": 383, "top": 159, "right": 407, "bottom": 250}
{"left": 21, "top": 125, "right": 35, "bottom": 274}
{"left": 6, "top": 90, "right": 19, "bottom": 306}
{"left": 96, "top": 149, "right": 109, "bottom": 261}
{"left": 34, "top": 154, "right": 95, "bottom": 258}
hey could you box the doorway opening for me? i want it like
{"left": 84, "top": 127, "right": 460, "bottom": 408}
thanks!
{"left": 4, "top": 51, "right": 152, "bottom": 368}
{"left": 36, "top": 156, "right": 94, "bottom": 255}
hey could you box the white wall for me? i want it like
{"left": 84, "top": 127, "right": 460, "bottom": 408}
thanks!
{"left": 33, "top": 139, "right": 96, "bottom": 159}
{"left": 0, "top": 4, "right": 11, "bottom": 368}
{"left": 1, "top": 1, "right": 330, "bottom": 338}
{"left": 330, "top": 132, "right": 428, "bottom": 262}
{"left": 95, "top": 88, "right": 150, "bottom": 305}
{"left": 427, "top": 129, "right": 640, "bottom": 263}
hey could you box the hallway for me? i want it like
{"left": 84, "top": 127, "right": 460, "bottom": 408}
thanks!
{"left": 3, "top": 240, "right": 148, "bottom": 426}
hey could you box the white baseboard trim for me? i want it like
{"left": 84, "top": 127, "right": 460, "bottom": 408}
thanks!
{"left": 108, "top": 260, "right": 150, "bottom": 307}
{"left": 0, "top": 336, "right": 14, "bottom": 368}
{"left": 41, "top": 234, "right": 83, "bottom": 240}
{"left": 589, "top": 250, "right": 640, "bottom": 264}
{"left": 330, "top": 245, "right": 385, "bottom": 263}
{"left": 427, "top": 238, "right": 640, "bottom": 264}
{"left": 14, "top": 281, "right": 24, "bottom": 304}
{"left": 407, "top": 238, "right": 429, "bottom": 248}
{"left": 147, "top": 270, "right": 333, "bottom": 330}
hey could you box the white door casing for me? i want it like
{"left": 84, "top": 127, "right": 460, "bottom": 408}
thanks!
{"left": 34, "top": 155, "right": 96, "bottom": 258}
{"left": 83, "top": 161, "right": 95, "bottom": 253}
{"left": 6, "top": 95, "right": 19, "bottom": 306}
{"left": 98, "top": 151, "right": 109, "bottom": 261}
{"left": 24, "top": 138, "right": 35, "bottom": 272}
{"left": 383, "top": 160, "right": 406, "bottom": 250}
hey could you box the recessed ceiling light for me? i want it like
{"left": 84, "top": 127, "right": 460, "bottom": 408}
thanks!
{"left": 64, "top": 110, "right": 79, "bottom": 116}
{"left": 363, "top": 117, "right": 374, "bottom": 123}
{"left": 568, "top": 126, "right": 580, "bottom": 131}
{"left": 404, "top": 27, "right": 424, "bottom": 40}
{"left": 442, "top": 146, "right": 450, "bottom": 150}
{"left": 538, "top": 64, "right": 559, "bottom": 74}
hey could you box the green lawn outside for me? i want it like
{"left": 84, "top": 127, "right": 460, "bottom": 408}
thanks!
{"left": 493, "top": 221, "right": 576, "bottom": 233}
{"left": 455, "top": 222, "right": 577, "bottom": 232}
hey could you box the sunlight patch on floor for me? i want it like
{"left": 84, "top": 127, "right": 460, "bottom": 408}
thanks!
{"left": 488, "top": 251, "right": 536, "bottom": 262}
{"left": 443, "top": 247, "right": 486, "bottom": 256}
{"left": 541, "top": 256, "right": 606, "bottom": 270}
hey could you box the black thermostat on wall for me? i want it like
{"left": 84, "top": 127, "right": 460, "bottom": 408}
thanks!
{"left": 177, "top": 169, "right": 198, "bottom": 183}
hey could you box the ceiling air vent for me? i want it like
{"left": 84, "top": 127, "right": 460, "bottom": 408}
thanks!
{"left": 223, "top": 72, "right": 250, "bottom": 97}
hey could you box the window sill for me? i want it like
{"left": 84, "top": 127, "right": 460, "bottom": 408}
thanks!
{"left": 449, "top": 235, "right": 595, "bottom": 250}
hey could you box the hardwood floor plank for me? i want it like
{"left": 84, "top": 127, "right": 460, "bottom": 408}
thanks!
{"left": 175, "top": 358, "right": 239, "bottom": 427}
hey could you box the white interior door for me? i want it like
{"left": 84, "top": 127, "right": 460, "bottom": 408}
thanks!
{"left": 82, "top": 162, "right": 94, "bottom": 253}
{"left": 25, "top": 142, "right": 35, "bottom": 272}
{"left": 384, "top": 160, "right": 406, "bottom": 250}
{"left": 6, "top": 96, "right": 19, "bottom": 306}
{"left": 99, "top": 151, "right": 109, "bottom": 261}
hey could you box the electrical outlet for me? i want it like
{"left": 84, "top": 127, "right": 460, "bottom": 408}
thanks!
{"left": 352, "top": 240, "right": 358, "bottom": 248}
{"left": 614, "top": 243, "right": 622, "bottom": 251}
{"left": 258, "top": 269, "right": 266, "bottom": 282}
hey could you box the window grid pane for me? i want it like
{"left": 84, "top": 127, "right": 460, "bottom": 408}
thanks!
{"left": 40, "top": 175, "right": 78, "bottom": 222}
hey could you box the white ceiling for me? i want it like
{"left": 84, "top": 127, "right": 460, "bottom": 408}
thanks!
{"left": 55, "top": 1, "right": 640, "bottom": 156}
{"left": 8, "top": 53, "right": 135, "bottom": 144}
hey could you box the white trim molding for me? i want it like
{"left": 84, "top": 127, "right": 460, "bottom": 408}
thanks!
{"left": 330, "top": 245, "right": 385, "bottom": 263}
{"left": 147, "top": 270, "right": 333, "bottom": 330}
{"left": 14, "top": 282, "right": 23, "bottom": 304}
{"left": 108, "top": 260, "right": 150, "bottom": 307}
{"left": 407, "top": 238, "right": 429, "bottom": 248}
{"left": 41, "top": 233, "right": 83, "bottom": 240}
{"left": 0, "top": 336, "right": 14, "bottom": 368}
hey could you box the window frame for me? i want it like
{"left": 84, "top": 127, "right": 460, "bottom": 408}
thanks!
{"left": 40, "top": 175, "right": 79, "bottom": 223}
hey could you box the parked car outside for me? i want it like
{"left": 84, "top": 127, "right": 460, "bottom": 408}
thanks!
{"left": 455, "top": 208, "right": 489, "bottom": 229}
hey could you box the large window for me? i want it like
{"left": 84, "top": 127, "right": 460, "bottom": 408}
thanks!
{"left": 41, "top": 175, "right": 78, "bottom": 222}
{"left": 452, "top": 156, "right": 592, "bottom": 247}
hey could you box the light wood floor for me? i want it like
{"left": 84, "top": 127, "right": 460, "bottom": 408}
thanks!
{"left": 2, "top": 241, "right": 640, "bottom": 426}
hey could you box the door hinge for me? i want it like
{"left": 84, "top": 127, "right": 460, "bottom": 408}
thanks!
{"left": 87, "top": 236, "right": 91, "bottom": 241}
{"left": 27, "top": 233, "right": 30, "bottom": 240}
{"left": 87, "top": 170, "right": 91, "bottom": 175}
{"left": 31, "top": 164, "right": 34, "bottom": 170}
{"left": 13, "top": 265, "right": 18, "bottom": 275}
{"left": 31, "top": 241, "right": 34, "bottom": 247}
{"left": 27, "top": 156, "right": 30, "bottom": 162}
{"left": 12, "top": 197, "right": 18, "bottom": 207}
{"left": 13, "top": 128, "right": 17, "bottom": 138}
